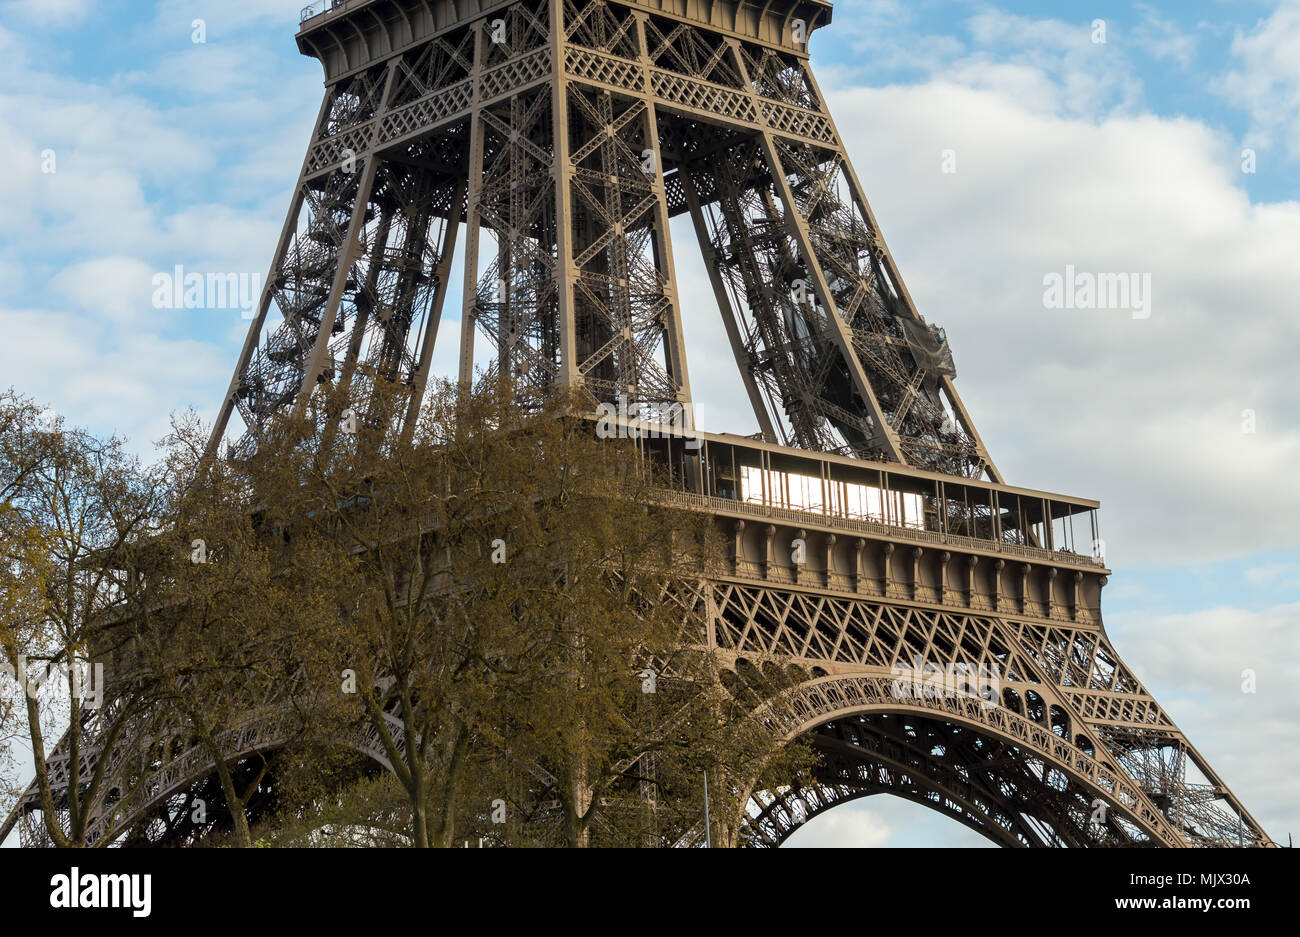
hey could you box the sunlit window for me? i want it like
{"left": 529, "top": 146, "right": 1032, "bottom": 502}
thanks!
{"left": 740, "top": 465, "right": 768, "bottom": 505}
{"left": 739, "top": 466, "right": 924, "bottom": 529}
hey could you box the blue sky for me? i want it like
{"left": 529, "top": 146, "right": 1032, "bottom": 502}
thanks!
{"left": 2, "top": 0, "right": 1298, "bottom": 847}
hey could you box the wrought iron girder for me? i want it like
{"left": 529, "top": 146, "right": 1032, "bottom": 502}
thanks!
{"left": 744, "top": 714, "right": 1133, "bottom": 847}
{"left": 694, "top": 569, "right": 1267, "bottom": 846}
{"left": 170, "top": 0, "right": 1272, "bottom": 851}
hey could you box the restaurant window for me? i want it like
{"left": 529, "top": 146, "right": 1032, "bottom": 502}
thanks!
{"left": 740, "top": 465, "right": 922, "bottom": 529}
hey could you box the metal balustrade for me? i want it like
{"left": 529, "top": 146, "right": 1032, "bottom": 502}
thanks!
{"left": 300, "top": 0, "right": 349, "bottom": 24}
{"left": 659, "top": 490, "right": 1105, "bottom": 571}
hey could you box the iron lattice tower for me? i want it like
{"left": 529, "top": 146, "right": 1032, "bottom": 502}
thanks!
{"left": 208, "top": 0, "right": 995, "bottom": 477}
{"left": 5, "top": 0, "right": 1270, "bottom": 847}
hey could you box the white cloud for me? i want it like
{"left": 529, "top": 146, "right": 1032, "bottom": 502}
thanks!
{"left": 784, "top": 801, "right": 895, "bottom": 847}
{"left": 1132, "top": 3, "right": 1198, "bottom": 68}
{"left": 50, "top": 257, "right": 159, "bottom": 324}
{"left": 145, "top": 0, "right": 306, "bottom": 42}
{"left": 0, "top": 304, "right": 229, "bottom": 451}
{"left": 963, "top": 12, "right": 1142, "bottom": 117}
{"left": 1217, "top": 0, "right": 1300, "bottom": 158}
{"left": 824, "top": 5, "right": 1145, "bottom": 118}
{"left": 785, "top": 796, "right": 996, "bottom": 847}
{"left": 0, "top": 3, "right": 315, "bottom": 455}
{"left": 1243, "top": 561, "right": 1300, "bottom": 590}
{"left": 828, "top": 0, "right": 966, "bottom": 75}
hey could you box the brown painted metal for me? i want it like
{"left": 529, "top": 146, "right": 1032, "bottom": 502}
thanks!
{"left": 13, "top": 0, "right": 1263, "bottom": 848}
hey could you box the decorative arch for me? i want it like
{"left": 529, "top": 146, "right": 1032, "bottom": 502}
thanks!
{"left": 14, "top": 710, "right": 403, "bottom": 848}
{"left": 737, "top": 674, "right": 1186, "bottom": 848}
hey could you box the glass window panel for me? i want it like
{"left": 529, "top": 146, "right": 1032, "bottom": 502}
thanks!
{"left": 845, "top": 482, "right": 864, "bottom": 519}
{"left": 804, "top": 473, "right": 823, "bottom": 513}
{"left": 866, "top": 485, "right": 883, "bottom": 521}
{"left": 788, "top": 472, "right": 807, "bottom": 510}
{"left": 902, "top": 492, "right": 924, "bottom": 529}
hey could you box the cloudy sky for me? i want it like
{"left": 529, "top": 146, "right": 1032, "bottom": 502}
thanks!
{"left": 2, "top": 0, "right": 1297, "bottom": 847}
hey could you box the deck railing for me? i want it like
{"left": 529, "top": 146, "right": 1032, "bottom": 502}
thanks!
{"left": 300, "top": 0, "right": 349, "bottom": 24}
{"left": 657, "top": 490, "right": 1106, "bottom": 570}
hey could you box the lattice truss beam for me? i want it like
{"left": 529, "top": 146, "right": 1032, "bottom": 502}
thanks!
{"left": 560, "top": 86, "right": 683, "bottom": 405}
{"left": 207, "top": 0, "right": 996, "bottom": 478}
{"left": 673, "top": 128, "right": 980, "bottom": 475}
{"left": 555, "top": 2, "right": 993, "bottom": 475}
{"left": 673, "top": 577, "right": 1268, "bottom": 847}
{"left": 212, "top": 13, "right": 542, "bottom": 456}
{"left": 6, "top": 681, "right": 430, "bottom": 848}
{"left": 468, "top": 84, "right": 561, "bottom": 395}
{"left": 464, "top": 0, "right": 693, "bottom": 415}
{"left": 122, "top": 0, "right": 1262, "bottom": 849}
{"left": 218, "top": 48, "right": 472, "bottom": 456}
{"left": 5, "top": 570, "right": 1267, "bottom": 849}
{"left": 746, "top": 715, "right": 1143, "bottom": 848}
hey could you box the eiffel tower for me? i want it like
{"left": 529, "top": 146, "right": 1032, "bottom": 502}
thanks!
{"left": 6, "top": 0, "right": 1270, "bottom": 848}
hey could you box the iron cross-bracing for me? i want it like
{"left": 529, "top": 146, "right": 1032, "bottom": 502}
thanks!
{"left": 2, "top": 0, "right": 1269, "bottom": 848}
